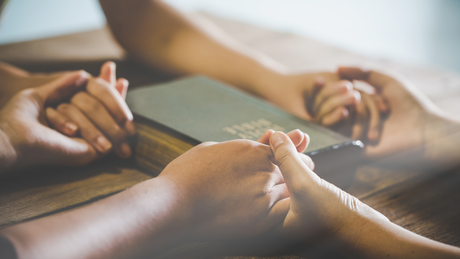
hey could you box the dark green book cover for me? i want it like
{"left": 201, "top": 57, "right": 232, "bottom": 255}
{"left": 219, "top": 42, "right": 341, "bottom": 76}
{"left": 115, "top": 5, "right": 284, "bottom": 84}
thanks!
{"left": 127, "top": 76, "right": 363, "bottom": 188}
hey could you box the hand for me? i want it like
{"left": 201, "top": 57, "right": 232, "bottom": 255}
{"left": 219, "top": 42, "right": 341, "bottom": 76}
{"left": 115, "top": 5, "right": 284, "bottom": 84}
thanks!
{"left": 156, "top": 129, "right": 309, "bottom": 240}
{"left": 256, "top": 70, "right": 385, "bottom": 142}
{"left": 0, "top": 71, "right": 107, "bottom": 173}
{"left": 268, "top": 131, "right": 388, "bottom": 242}
{"left": 256, "top": 71, "right": 340, "bottom": 121}
{"left": 46, "top": 62, "right": 135, "bottom": 158}
{"left": 310, "top": 80, "right": 360, "bottom": 127}
{"left": 338, "top": 67, "right": 446, "bottom": 160}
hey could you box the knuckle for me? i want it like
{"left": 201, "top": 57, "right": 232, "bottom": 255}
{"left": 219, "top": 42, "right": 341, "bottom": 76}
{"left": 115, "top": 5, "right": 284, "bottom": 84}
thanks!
{"left": 110, "top": 125, "right": 127, "bottom": 142}
{"left": 72, "top": 92, "right": 102, "bottom": 112}
{"left": 88, "top": 77, "right": 111, "bottom": 94}
{"left": 275, "top": 146, "right": 292, "bottom": 167}
{"left": 56, "top": 103, "right": 73, "bottom": 113}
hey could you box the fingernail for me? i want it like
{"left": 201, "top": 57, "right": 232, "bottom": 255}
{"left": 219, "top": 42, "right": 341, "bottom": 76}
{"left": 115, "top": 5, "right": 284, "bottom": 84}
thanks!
{"left": 353, "top": 90, "right": 361, "bottom": 103}
{"left": 126, "top": 110, "right": 134, "bottom": 123}
{"left": 118, "top": 143, "right": 132, "bottom": 158}
{"left": 76, "top": 71, "right": 90, "bottom": 86}
{"left": 288, "top": 129, "right": 301, "bottom": 134}
{"left": 344, "top": 81, "right": 353, "bottom": 91}
{"left": 96, "top": 136, "right": 112, "bottom": 153}
{"left": 65, "top": 122, "right": 78, "bottom": 134}
{"left": 125, "top": 121, "right": 136, "bottom": 136}
{"left": 342, "top": 108, "right": 349, "bottom": 118}
{"left": 271, "top": 132, "right": 287, "bottom": 148}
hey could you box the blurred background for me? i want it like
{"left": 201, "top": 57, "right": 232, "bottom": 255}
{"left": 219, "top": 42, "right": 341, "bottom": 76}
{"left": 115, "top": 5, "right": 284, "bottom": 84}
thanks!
{"left": 0, "top": 0, "right": 459, "bottom": 74}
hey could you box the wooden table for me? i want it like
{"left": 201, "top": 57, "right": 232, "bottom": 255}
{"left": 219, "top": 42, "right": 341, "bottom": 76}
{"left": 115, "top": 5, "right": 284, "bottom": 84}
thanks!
{"left": 1, "top": 13, "right": 460, "bottom": 259}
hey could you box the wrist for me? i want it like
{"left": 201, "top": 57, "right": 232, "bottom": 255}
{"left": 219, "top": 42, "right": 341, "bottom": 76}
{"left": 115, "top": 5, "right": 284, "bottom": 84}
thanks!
{"left": 422, "top": 109, "right": 460, "bottom": 167}
{"left": 130, "top": 176, "right": 194, "bottom": 240}
{"left": 246, "top": 66, "right": 289, "bottom": 100}
{"left": 0, "top": 121, "right": 18, "bottom": 174}
{"left": 332, "top": 209, "right": 392, "bottom": 257}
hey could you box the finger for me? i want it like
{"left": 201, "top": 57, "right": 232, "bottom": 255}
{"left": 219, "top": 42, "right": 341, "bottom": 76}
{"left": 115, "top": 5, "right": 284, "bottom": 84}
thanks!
{"left": 86, "top": 77, "right": 135, "bottom": 135}
{"left": 299, "top": 153, "right": 315, "bottom": 170}
{"left": 268, "top": 184, "right": 290, "bottom": 207}
{"left": 46, "top": 107, "right": 79, "bottom": 136}
{"left": 313, "top": 80, "right": 353, "bottom": 116}
{"left": 305, "top": 76, "right": 325, "bottom": 113}
{"left": 285, "top": 130, "right": 310, "bottom": 153}
{"left": 315, "top": 90, "right": 358, "bottom": 123}
{"left": 362, "top": 94, "right": 381, "bottom": 141}
{"left": 57, "top": 103, "right": 112, "bottom": 154}
{"left": 258, "top": 129, "right": 309, "bottom": 153}
{"left": 286, "top": 129, "right": 305, "bottom": 152}
{"left": 36, "top": 71, "right": 89, "bottom": 105}
{"left": 257, "top": 129, "right": 275, "bottom": 144}
{"left": 99, "top": 61, "right": 117, "bottom": 86}
{"left": 269, "top": 131, "right": 320, "bottom": 191}
{"left": 116, "top": 78, "right": 129, "bottom": 99}
{"left": 351, "top": 99, "right": 368, "bottom": 140}
{"left": 265, "top": 198, "right": 290, "bottom": 231}
{"left": 37, "top": 126, "right": 98, "bottom": 166}
{"left": 375, "top": 94, "right": 389, "bottom": 113}
{"left": 71, "top": 92, "right": 132, "bottom": 158}
{"left": 352, "top": 80, "right": 376, "bottom": 95}
{"left": 320, "top": 106, "right": 349, "bottom": 127}
{"left": 337, "top": 67, "right": 370, "bottom": 81}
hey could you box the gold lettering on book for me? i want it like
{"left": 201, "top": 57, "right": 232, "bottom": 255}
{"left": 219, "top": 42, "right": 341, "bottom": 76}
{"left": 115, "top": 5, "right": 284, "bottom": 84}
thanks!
{"left": 222, "top": 118, "right": 285, "bottom": 140}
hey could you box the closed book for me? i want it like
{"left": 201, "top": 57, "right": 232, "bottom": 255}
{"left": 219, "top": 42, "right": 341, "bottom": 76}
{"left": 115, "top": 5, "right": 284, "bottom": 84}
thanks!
{"left": 127, "top": 76, "right": 363, "bottom": 188}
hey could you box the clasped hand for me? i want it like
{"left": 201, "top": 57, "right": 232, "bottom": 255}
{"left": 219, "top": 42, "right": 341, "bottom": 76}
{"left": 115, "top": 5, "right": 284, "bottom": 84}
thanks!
{"left": 0, "top": 62, "right": 135, "bottom": 172}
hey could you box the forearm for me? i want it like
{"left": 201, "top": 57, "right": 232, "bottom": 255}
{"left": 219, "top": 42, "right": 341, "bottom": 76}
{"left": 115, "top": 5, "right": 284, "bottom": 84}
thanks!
{"left": 424, "top": 110, "right": 460, "bottom": 168}
{"left": 0, "top": 177, "right": 191, "bottom": 259}
{"left": 335, "top": 216, "right": 460, "bottom": 259}
{"left": 100, "top": 0, "right": 286, "bottom": 97}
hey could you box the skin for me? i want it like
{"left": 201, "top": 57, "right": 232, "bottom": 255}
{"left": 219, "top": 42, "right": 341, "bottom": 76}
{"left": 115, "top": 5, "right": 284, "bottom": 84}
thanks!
{"left": 1, "top": 65, "right": 460, "bottom": 257}
{"left": 0, "top": 140, "right": 292, "bottom": 259}
{"left": 99, "top": 0, "right": 383, "bottom": 137}
{"left": 265, "top": 130, "right": 460, "bottom": 259}
{"left": 0, "top": 76, "right": 312, "bottom": 258}
{"left": 0, "top": 62, "right": 138, "bottom": 170}
{"left": 338, "top": 67, "right": 460, "bottom": 168}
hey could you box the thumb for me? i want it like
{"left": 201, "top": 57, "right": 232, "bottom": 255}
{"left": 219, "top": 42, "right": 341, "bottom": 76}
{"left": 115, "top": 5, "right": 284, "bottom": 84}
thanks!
{"left": 36, "top": 70, "right": 89, "bottom": 105}
{"left": 269, "top": 131, "right": 320, "bottom": 191}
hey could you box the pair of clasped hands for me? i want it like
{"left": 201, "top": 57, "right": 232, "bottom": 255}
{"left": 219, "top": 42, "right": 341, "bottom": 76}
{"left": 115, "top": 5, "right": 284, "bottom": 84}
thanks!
{"left": 0, "top": 61, "right": 388, "bottom": 246}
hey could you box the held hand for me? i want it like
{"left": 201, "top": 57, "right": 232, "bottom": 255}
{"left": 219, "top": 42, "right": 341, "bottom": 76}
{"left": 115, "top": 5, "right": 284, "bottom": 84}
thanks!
{"left": 0, "top": 71, "right": 101, "bottom": 172}
{"left": 46, "top": 62, "right": 135, "bottom": 158}
{"left": 257, "top": 71, "right": 340, "bottom": 121}
{"left": 157, "top": 139, "right": 290, "bottom": 239}
{"left": 338, "top": 67, "right": 437, "bottom": 159}
{"left": 311, "top": 80, "right": 360, "bottom": 127}
{"left": 268, "top": 131, "right": 388, "bottom": 242}
{"left": 257, "top": 71, "right": 385, "bottom": 141}
{"left": 257, "top": 129, "right": 315, "bottom": 170}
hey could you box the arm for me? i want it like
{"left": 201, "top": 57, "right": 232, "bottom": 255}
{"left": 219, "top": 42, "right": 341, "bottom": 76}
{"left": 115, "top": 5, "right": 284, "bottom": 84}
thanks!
{"left": 100, "top": 0, "right": 384, "bottom": 138}
{"left": 266, "top": 130, "right": 460, "bottom": 258}
{"left": 99, "top": 0, "right": 285, "bottom": 98}
{"left": 1, "top": 178, "right": 188, "bottom": 259}
{"left": 0, "top": 132, "right": 315, "bottom": 258}
{"left": 99, "top": 0, "right": 353, "bottom": 122}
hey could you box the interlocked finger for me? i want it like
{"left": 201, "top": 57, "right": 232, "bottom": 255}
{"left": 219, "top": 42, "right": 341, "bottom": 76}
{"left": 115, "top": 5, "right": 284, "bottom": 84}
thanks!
{"left": 57, "top": 103, "right": 112, "bottom": 154}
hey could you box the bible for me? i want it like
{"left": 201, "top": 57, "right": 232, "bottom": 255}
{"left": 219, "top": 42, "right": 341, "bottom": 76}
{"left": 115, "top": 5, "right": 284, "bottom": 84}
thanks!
{"left": 127, "top": 76, "right": 363, "bottom": 188}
